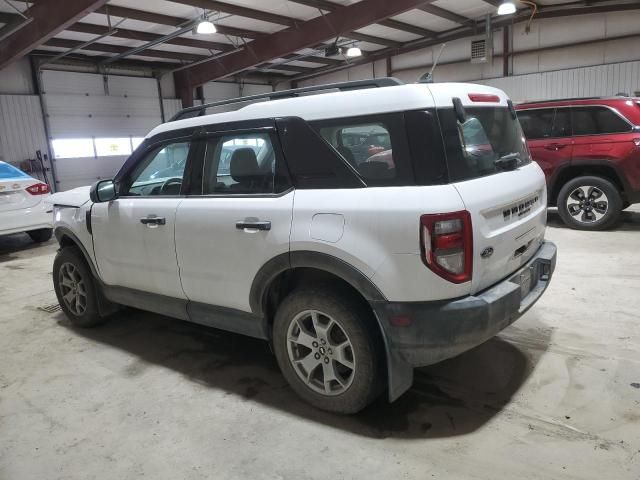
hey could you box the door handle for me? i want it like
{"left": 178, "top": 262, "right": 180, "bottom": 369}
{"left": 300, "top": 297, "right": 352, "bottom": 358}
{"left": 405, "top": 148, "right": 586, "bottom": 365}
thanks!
{"left": 545, "top": 143, "right": 566, "bottom": 151}
{"left": 236, "top": 220, "right": 271, "bottom": 231}
{"left": 140, "top": 216, "right": 166, "bottom": 226}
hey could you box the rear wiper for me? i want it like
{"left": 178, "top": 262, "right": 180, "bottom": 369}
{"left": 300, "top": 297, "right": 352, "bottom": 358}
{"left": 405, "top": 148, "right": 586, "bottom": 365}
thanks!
{"left": 494, "top": 153, "right": 521, "bottom": 171}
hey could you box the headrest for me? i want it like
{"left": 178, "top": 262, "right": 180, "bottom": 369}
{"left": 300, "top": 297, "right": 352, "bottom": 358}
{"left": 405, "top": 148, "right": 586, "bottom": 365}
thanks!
{"left": 230, "top": 148, "right": 260, "bottom": 183}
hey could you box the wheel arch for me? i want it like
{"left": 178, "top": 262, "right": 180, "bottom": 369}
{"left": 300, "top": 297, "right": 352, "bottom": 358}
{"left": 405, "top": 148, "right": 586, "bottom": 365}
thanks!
{"left": 549, "top": 161, "right": 628, "bottom": 206}
{"left": 54, "top": 227, "right": 99, "bottom": 279}
{"left": 251, "top": 252, "right": 412, "bottom": 402}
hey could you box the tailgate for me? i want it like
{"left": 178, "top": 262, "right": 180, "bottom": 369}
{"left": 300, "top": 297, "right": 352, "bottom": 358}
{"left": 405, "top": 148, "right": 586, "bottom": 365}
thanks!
{"left": 453, "top": 162, "right": 547, "bottom": 294}
{"left": 0, "top": 179, "right": 41, "bottom": 212}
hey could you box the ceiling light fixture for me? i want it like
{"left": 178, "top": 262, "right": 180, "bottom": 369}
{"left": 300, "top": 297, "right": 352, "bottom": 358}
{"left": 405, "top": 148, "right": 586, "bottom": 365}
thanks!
{"left": 345, "top": 46, "right": 362, "bottom": 58}
{"left": 497, "top": 1, "right": 516, "bottom": 15}
{"left": 196, "top": 18, "right": 217, "bottom": 34}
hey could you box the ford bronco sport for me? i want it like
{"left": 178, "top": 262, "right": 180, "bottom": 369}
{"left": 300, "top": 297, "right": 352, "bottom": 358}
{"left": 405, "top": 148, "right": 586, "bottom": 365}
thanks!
{"left": 517, "top": 97, "right": 640, "bottom": 230}
{"left": 49, "top": 78, "right": 557, "bottom": 414}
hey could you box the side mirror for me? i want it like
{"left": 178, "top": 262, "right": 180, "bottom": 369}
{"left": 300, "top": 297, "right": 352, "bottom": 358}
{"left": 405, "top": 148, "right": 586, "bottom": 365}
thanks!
{"left": 90, "top": 179, "right": 117, "bottom": 203}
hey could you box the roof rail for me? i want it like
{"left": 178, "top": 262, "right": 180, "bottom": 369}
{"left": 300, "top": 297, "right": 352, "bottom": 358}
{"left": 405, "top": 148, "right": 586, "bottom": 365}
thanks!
{"left": 169, "top": 77, "right": 404, "bottom": 122}
{"left": 519, "top": 96, "right": 616, "bottom": 105}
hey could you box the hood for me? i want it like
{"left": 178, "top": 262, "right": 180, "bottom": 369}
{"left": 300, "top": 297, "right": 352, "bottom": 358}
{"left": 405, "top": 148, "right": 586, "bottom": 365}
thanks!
{"left": 45, "top": 186, "right": 92, "bottom": 207}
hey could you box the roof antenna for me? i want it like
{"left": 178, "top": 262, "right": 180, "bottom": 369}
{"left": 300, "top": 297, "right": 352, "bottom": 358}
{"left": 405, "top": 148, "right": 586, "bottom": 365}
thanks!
{"left": 418, "top": 43, "right": 446, "bottom": 84}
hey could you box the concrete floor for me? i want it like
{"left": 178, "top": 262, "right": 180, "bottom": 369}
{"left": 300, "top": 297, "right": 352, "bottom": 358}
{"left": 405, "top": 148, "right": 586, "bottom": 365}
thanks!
{"left": 1, "top": 208, "right": 639, "bottom": 480}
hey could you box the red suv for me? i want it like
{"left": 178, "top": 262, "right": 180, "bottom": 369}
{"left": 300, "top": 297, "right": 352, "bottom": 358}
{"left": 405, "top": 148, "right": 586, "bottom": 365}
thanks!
{"left": 516, "top": 97, "right": 640, "bottom": 230}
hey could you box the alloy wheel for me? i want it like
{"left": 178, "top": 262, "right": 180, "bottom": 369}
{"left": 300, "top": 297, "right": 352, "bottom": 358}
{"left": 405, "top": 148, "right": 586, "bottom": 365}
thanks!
{"left": 58, "top": 262, "right": 87, "bottom": 316}
{"left": 566, "top": 185, "right": 609, "bottom": 224}
{"left": 286, "top": 309, "right": 356, "bottom": 396}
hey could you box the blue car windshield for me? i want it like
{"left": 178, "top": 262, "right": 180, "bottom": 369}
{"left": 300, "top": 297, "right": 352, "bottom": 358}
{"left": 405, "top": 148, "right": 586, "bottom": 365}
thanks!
{"left": 0, "top": 162, "right": 29, "bottom": 179}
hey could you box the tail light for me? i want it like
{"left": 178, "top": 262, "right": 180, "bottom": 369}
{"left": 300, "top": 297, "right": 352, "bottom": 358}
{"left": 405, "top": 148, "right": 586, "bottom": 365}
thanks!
{"left": 26, "top": 183, "right": 50, "bottom": 195}
{"left": 420, "top": 211, "right": 473, "bottom": 283}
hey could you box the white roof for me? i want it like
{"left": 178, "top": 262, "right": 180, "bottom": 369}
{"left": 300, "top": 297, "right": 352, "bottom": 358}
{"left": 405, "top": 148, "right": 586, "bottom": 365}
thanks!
{"left": 148, "top": 82, "right": 509, "bottom": 138}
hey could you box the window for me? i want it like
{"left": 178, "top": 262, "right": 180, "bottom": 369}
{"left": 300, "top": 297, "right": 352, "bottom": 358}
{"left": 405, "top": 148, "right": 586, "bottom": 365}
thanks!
{"left": 572, "top": 106, "right": 631, "bottom": 135}
{"left": 551, "top": 108, "right": 571, "bottom": 137}
{"left": 517, "top": 109, "right": 555, "bottom": 140}
{"left": 124, "top": 141, "right": 190, "bottom": 196}
{"left": 0, "top": 162, "right": 29, "bottom": 179}
{"left": 95, "top": 138, "right": 132, "bottom": 157}
{"left": 444, "top": 107, "right": 530, "bottom": 182}
{"left": 51, "top": 138, "right": 94, "bottom": 159}
{"left": 203, "top": 133, "right": 277, "bottom": 194}
{"left": 318, "top": 122, "right": 395, "bottom": 182}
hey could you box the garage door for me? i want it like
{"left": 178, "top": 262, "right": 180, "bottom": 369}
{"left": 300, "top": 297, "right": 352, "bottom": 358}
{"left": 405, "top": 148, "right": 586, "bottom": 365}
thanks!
{"left": 42, "top": 70, "right": 163, "bottom": 191}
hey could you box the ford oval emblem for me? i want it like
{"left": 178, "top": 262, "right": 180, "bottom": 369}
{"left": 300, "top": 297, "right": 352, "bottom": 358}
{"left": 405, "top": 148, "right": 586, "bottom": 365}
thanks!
{"left": 481, "top": 247, "right": 494, "bottom": 258}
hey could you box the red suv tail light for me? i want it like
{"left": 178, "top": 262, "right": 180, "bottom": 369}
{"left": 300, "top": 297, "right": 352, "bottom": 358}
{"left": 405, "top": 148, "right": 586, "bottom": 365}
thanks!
{"left": 420, "top": 211, "right": 473, "bottom": 283}
{"left": 26, "top": 183, "right": 50, "bottom": 195}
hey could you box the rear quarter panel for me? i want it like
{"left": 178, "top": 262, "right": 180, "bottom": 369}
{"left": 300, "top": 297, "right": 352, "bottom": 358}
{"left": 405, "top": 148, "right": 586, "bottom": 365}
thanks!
{"left": 291, "top": 186, "right": 472, "bottom": 302}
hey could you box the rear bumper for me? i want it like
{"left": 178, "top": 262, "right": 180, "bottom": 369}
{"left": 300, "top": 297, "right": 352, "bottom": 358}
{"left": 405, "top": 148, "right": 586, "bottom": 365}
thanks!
{"left": 0, "top": 201, "right": 53, "bottom": 236}
{"left": 372, "top": 241, "right": 557, "bottom": 400}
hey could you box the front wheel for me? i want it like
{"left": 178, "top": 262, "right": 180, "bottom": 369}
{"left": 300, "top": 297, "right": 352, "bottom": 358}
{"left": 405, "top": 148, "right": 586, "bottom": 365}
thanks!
{"left": 557, "top": 176, "right": 622, "bottom": 230}
{"left": 273, "top": 288, "right": 384, "bottom": 414}
{"left": 53, "top": 246, "right": 107, "bottom": 327}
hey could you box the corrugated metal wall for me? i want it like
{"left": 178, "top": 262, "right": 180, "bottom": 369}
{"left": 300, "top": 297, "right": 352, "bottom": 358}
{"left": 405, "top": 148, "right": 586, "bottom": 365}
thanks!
{"left": 0, "top": 95, "right": 48, "bottom": 166}
{"left": 476, "top": 60, "right": 640, "bottom": 103}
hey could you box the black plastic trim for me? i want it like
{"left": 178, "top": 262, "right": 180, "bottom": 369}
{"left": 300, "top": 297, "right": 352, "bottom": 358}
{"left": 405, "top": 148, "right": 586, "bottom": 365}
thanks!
{"left": 187, "top": 302, "right": 268, "bottom": 340}
{"left": 249, "top": 251, "right": 387, "bottom": 316}
{"left": 54, "top": 227, "right": 99, "bottom": 279}
{"left": 102, "top": 285, "right": 189, "bottom": 321}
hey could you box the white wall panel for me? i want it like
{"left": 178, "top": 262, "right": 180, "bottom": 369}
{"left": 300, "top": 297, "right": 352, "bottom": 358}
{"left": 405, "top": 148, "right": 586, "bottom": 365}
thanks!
{"left": 0, "top": 95, "right": 48, "bottom": 165}
{"left": 162, "top": 99, "right": 183, "bottom": 121}
{"left": 41, "top": 70, "right": 105, "bottom": 96}
{"left": 476, "top": 60, "right": 640, "bottom": 102}
{"left": 108, "top": 76, "right": 158, "bottom": 98}
{"left": 54, "top": 156, "right": 127, "bottom": 191}
{"left": 0, "top": 59, "right": 34, "bottom": 95}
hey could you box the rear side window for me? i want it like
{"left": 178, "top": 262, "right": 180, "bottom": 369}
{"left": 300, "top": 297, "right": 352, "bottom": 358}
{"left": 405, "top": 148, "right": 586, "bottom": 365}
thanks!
{"left": 439, "top": 106, "right": 531, "bottom": 182}
{"left": 572, "top": 106, "right": 631, "bottom": 135}
{"left": 0, "top": 162, "right": 29, "bottom": 179}
{"left": 318, "top": 122, "right": 395, "bottom": 183}
{"left": 311, "top": 113, "right": 413, "bottom": 186}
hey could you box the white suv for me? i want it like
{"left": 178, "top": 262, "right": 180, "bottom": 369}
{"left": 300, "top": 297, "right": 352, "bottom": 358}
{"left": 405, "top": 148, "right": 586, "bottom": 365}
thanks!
{"left": 49, "top": 79, "right": 557, "bottom": 414}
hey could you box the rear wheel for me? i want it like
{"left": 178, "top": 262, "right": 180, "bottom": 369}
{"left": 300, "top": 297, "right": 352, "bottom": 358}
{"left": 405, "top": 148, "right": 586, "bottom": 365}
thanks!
{"left": 28, "top": 228, "right": 52, "bottom": 243}
{"left": 53, "top": 247, "right": 107, "bottom": 327}
{"left": 557, "top": 176, "right": 622, "bottom": 230}
{"left": 272, "top": 288, "right": 384, "bottom": 414}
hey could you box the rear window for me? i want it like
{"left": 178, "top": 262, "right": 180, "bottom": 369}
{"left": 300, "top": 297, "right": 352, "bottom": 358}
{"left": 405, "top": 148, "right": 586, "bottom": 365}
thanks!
{"left": 441, "top": 107, "right": 530, "bottom": 182}
{"left": 0, "top": 162, "right": 29, "bottom": 179}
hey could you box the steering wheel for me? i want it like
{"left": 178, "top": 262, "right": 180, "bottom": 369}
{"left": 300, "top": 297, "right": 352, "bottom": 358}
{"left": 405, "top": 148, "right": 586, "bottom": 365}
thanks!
{"left": 159, "top": 177, "right": 183, "bottom": 195}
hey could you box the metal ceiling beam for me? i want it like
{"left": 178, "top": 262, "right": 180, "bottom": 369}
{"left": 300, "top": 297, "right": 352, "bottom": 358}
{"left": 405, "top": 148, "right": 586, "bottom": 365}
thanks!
{"left": 44, "top": 38, "right": 204, "bottom": 62}
{"left": 416, "top": 4, "right": 473, "bottom": 25}
{"left": 174, "top": 0, "right": 433, "bottom": 92}
{"left": 289, "top": 1, "right": 640, "bottom": 83}
{"left": 0, "top": 0, "right": 108, "bottom": 70}
{"left": 93, "top": 5, "right": 341, "bottom": 66}
{"left": 95, "top": 4, "right": 259, "bottom": 39}
{"left": 288, "top": 0, "right": 436, "bottom": 37}
{"left": 168, "top": 0, "right": 402, "bottom": 46}
{"left": 0, "top": 10, "right": 321, "bottom": 72}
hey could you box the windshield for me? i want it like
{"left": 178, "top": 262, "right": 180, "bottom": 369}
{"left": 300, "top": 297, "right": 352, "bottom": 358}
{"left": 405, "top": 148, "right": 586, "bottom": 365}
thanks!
{"left": 0, "top": 162, "right": 29, "bottom": 180}
{"left": 447, "top": 107, "right": 530, "bottom": 182}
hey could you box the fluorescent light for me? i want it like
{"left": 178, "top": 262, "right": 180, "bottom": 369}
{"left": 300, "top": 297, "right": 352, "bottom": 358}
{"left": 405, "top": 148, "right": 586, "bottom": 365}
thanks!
{"left": 497, "top": 1, "right": 516, "bottom": 15}
{"left": 345, "top": 46, "right": 362, "bottom": 58}
{"left": 196, "top": 20, "right": 217, "bottom": 34}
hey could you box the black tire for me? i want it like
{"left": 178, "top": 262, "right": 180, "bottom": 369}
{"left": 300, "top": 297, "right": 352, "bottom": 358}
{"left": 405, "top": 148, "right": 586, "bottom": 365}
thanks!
{"left": 272, "top": 288, "right": 384, "bottom": 414}
{"left": 557, "top": 176, "right": 622, "bottom": 230}
{"left": 53, "top": 246, "right": 107, "bottom": 327}
{"left": 28, "top": 228, "right": 53, "bottom": 243}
